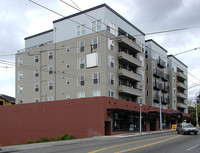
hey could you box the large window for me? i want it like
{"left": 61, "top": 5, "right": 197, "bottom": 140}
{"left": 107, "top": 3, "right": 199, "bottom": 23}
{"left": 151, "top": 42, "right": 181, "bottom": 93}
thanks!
{"left": 109, "top": 73, "right": 115, "bottom": 85}
{"left": 92, "top": 20, "right": 101, "bottom": 32}
{"left": 77, "top": 41, "right": 85, "bottom": 53}
{"left": 112, "top": 111, "right": 146, "bottom": 132}
{"left": 77, "top": 91, "right": 85, "bottom": 98}
{"left": 92, "top": 37, "right": 100, "bottom": 49}
{"left": 48, "top": 51, "right": 53, "bottom": 59}
{"left": 109, "top": 90, "right": 115, "bottom": 98}
{"left": 108, "top": 55, "right": 115, "bottom": 68}
{"left": 78, "top": 75, "right": 85, "bottom": 86}
{"left": 48, "top": 81, "right": 53, "bottom": 90}
{"left": 92, "top": 72, "right": 100, "bottom": 84}
{"left": 78, "top": 57, "right": 85, "bottom": 69}
{"left": 93, "top": 89, "right": 101, "bottom": 97}
{"left": 77, "top": 25, "right": 85, "bottom": 37}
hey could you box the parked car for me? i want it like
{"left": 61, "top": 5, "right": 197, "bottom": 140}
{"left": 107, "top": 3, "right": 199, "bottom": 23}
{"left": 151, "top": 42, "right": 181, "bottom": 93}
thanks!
{"left": 176, "top": 123, "right": 198, "bottom": 135}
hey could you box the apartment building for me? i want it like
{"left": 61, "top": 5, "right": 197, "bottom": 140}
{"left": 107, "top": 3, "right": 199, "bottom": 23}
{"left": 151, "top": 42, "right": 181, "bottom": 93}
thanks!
{"left": 145, "top": 39, "right": 169, "bottom": 109}
{"left": 168, "top": 55, "right": 188, "bottom": 113}
{"left": 16, "top": 4, "right": 146, "bottom": 104}
{"left": 145, "top": 40, "right": 188, "bottom": 113}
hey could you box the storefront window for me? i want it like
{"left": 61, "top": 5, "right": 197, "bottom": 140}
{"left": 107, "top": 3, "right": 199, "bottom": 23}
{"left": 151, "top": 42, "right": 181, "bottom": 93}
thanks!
{"left": 112, "top": 110, "right": 146, "bottom": 132}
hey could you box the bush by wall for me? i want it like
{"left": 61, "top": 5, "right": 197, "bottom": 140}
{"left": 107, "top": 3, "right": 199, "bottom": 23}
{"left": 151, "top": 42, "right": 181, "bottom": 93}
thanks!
{"left": 28, "top": 134, "right": 75, "bottom": 144}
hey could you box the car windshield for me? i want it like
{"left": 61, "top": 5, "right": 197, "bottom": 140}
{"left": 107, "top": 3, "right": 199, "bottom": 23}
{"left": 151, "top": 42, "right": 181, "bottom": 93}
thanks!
{"left": 182, "top": 124, "right": 194, "bottom": 128}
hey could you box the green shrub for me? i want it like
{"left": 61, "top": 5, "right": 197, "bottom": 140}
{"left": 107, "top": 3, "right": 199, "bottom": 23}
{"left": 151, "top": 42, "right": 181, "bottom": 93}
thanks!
{"left": 28, "top": 134, "right": 75, "bottom": 144}
{"left": 40, "top": 137, "right": 49, "bottom": 142}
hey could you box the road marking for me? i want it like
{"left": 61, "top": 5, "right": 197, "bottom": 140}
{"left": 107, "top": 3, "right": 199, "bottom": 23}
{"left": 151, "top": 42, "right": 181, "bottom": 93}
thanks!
{"left": 187, "top": 144, "right": 199, "bottom": 151}
{"left": 114, "top": 135, "right": 182, "bottom": 153}
{"left": 88, "top": 135, "right": 180, "bottom": 153}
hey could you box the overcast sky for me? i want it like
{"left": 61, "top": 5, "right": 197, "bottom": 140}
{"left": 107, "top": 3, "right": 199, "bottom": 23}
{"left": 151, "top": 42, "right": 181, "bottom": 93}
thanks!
{"left": 0, "top": 0, "right": 200, "bottom": 101}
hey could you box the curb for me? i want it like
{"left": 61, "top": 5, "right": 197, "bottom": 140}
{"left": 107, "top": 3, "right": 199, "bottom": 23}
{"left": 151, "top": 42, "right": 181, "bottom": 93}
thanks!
{"left": 0, "top": 130, "right": 176, "bottom": 153}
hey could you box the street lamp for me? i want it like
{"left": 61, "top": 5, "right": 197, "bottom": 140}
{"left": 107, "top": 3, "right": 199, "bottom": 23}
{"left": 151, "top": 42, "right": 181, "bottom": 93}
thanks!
{"left": 159, "top": 91, "right": 162, "bottom": 131}
{"left": 139, "top": 102, "right": 142, "bottom": 134}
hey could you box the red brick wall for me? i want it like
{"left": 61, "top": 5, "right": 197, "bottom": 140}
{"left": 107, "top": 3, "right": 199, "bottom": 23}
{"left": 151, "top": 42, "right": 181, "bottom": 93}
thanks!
{"left": 0, "top": 98, "right": 105, "bottom": 146}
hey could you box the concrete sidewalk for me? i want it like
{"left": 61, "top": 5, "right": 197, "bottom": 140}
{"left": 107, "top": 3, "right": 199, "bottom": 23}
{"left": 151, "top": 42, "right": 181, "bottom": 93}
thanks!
{"left": 0, "top": 130, "right": 176, "bottom": 153}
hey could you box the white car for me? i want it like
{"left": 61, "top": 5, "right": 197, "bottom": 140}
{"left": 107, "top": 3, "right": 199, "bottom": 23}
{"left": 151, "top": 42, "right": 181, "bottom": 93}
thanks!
{"left": 176, "top": 123, "right": 198, "bottom": 135}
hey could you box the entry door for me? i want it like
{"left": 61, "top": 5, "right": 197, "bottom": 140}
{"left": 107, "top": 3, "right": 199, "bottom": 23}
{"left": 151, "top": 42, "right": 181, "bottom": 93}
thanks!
{"left": 105, "top": 121, "right": 111, "bottom": 135}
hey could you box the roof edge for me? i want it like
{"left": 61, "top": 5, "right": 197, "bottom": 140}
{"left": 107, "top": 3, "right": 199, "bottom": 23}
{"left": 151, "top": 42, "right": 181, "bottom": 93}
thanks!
{"left": 24, "top": 29, "right": 53, "bottom": 40}
{"left": 167, "top": 55, "right": 188, "bottom": 68}
{"left": 145, "top": 39, "right": 168, "bottom": 53}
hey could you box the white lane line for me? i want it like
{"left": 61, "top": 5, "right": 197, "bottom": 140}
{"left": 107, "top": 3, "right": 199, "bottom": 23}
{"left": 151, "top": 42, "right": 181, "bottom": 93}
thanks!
{"left": 187, "top": 144, "right": 199, "bottom": 151}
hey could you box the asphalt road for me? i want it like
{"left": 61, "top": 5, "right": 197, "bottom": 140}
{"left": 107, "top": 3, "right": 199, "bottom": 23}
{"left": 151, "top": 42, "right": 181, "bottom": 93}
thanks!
{"left": 10, "top": 132, "right": 200, "bottom": 153}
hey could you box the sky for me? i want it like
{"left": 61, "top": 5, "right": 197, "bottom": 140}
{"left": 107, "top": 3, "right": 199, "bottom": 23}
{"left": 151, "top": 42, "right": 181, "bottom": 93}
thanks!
{"left": 0, "top": 0, "right": 200, "bottom": 102}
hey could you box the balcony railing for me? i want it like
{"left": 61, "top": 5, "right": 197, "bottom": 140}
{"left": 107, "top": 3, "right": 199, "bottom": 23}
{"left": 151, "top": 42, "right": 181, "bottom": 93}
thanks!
{"left": 154, "top": 81, "right": 163, "bottom": 90}
{"left": 118, "top": 51, "right": 142, "bottom": 67}
{"left": 162, "top": 85, "right": 169, "bottom": 93}
{"left": 153, "top": 68, "right": 163, "bottom": 78}
{"left": 177, "top": 92, "right": 187, "bottom": 99}
{"left": 161, "top": 96, "right": 170, "bottom": 105}
{"left": 177, "top": 72, "right": 187, "bottom": 81}
{"left": 157, "top": 58, "right": 166, "bottom": 68}
{"left": 153, "top": 94, "right": 160, "bottom": 103}
{"left": 162, "top": 72, "right": 169, "bottom": 81}
{"left": 116, "top": 35, "right": 141, "bottom": 53}
{"left": 118, "top": 68, "right": 142, "bottom": 82}
{"left": 118, "top": 85, "right": 142, "bottom": 97}
{"left": 177, "top": 82, "right": 187, "bottom": 90}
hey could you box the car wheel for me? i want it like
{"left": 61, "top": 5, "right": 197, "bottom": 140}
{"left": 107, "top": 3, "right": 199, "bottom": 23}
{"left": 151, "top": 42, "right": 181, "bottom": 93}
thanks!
{"left": 177, "top": 132, "right": 180, "bottom": 134}
{"left": 182, "top": 131, "right": 185, "bottom": 135}
{"left": 194, "top": 132, "right": 197, "bottom": 135}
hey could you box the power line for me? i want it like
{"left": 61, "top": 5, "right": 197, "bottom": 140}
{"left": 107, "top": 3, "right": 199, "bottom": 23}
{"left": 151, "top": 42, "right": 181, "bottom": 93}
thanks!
{"left": 173, "top": 47, "right": 200, "bottom": 56}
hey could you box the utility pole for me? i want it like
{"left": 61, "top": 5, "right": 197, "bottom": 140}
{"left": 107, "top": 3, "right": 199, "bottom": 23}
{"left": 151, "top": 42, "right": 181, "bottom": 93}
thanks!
{"left": 196, "top": 92, "right": 200, "bottom": 127}
{"left": 159, "top": 90, "right": 162, "bottom": 130}
{"left": 139, "top": 102, "right": 142, "bottom": 133}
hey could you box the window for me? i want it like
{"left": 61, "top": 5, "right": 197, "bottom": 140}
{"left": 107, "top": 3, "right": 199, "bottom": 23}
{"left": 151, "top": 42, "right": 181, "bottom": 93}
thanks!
{"left": 109, "top": 90, "right": 115, "bottom": 98}
{"left": 77, "top": 91, "right": 85, "bottom": 98}
{"left": 77, "top": 25, "right": 85, "bottom": 37}
{"left": 34, "top": 98, "right": 39, "bottom": 102}
{"left": 18, "top": 71, "right": 23, "bottom": 80}
{"left": 77, "top": 41, "right": 85, "bottom": 52}
{"left": 48, "top": 66, "right": 53, "bottom": 74}
{"left": 107, "top": 21, "right": 117, "bottom": 36}
{"left": 66, "top": 62, "right": 70, "bottom": 68}
{"left": 108, "top": 38, "right": 114, "bottom": 50}
{"left": 34, "top": 69, "right": 39, "bottom": 77}
{"left": 92, "top": 20, "right": 101, "bottom": 32}
{"left": 66, "top": 46, "right": 70, "bottom": 52}
{"left": 66, "top": 79, "right": 70, "bottom": 85}
{"left": 92, "top": 37, "right": 99, "bottom": 49}
{"left": 18, "top": 84, "right": 23, "bottom": 94}
{"left": 146, "top": 77, "right": 149, "bottom": 84}
{"left": 109, "top": 73, "right": 115, "bottom": 85}
{"left": 108, "top": 55, "right": 115, "bottom": 68}
{"left": 93, "top": 72, "right": 100, "bottom": 84}
{"left": 48, "top": 97, "right": 53, "bottom": 101}
{"left": 34, "top": 55, "right": 39, "bottom": 63}
{"left": 93, "top": 89, "right": 101, "bottom": 97}
{"left": 48, "top": 51, "right": 53, "bottom": 59}
{"left": 34, "top": 83, "right": 39, "bottom": 92}
{"left": 18, "top": 57, "right": 23, "bottom": 66}
{"left": 146, "top": 90, "right": 149, "bottom": 97}
{"left": 78, "top": 75, "right": 85, "bottom": 86}
{"left": 146, "top": 64, "right": 149, "bottom": 71}
{"left": 173, "top": 87, "right": 176, "bottom": 93}
{"left": 48, "top": 81, "right": 53, "bottom": 90}
{"left": 78, "top": 57, "right": 85, "bottom": 69}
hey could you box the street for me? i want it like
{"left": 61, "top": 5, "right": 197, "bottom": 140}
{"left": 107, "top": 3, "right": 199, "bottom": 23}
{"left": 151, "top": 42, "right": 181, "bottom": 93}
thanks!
{"left": 13, "top": 132, "right": 200, "bottom": 153}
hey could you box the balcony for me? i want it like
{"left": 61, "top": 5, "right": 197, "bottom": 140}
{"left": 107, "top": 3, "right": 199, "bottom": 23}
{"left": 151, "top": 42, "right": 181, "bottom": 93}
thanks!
{"left": 118, "top": 52, "right": 142, "bottom": 67}
{"left": 118, "top": 85, "right": 142, "bottom": 97}
{"left": 177, "top": 102, "right": 187, "bottom": 109}
{"left": 118, "top": 68, "right": 142, "bottom": 82}
{"left": 177, "top": 82, "right": 187, "bottom": 90}
{"left": 162, "top": 72, "right": 169, "bottom": 81}
{"left": 157, "top": 58, "right": 166, "bottom": 68}
{"left": 177, "top": 72, "right": 187, "bottom": 81}
{"left": 154, "top": 81, "right": 163, "bottom": 90}
{"left": 177, "top": 92, "right": 187, "bottom": 99}
{"left": 153, "top": 68, "right": 163, "bottom": 78}
{"left": 161, "top": 96, "right": 169, "bottom": 105}
{"left": 116, "top": 35, "right": 141, "bottom": 53}
{"left": 153, "top": 94, "right": 160, "bottom": 103}
{"left": 162, "top": 85, "right": 169, "bottom": 93}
